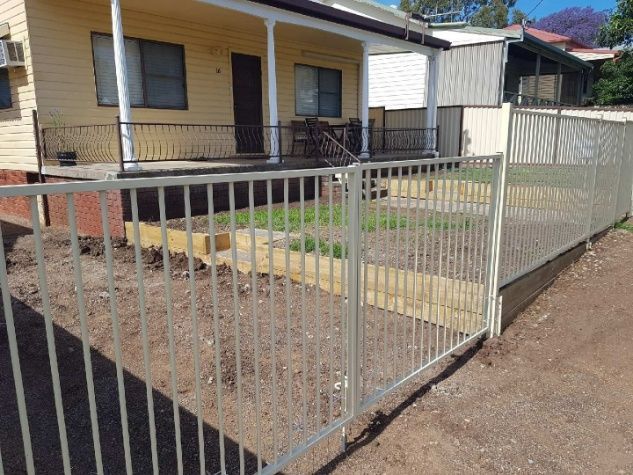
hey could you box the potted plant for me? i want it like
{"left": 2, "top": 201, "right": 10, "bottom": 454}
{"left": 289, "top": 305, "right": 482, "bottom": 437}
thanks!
{"left": 49, "top": 109, "right": 77, "bottom": 166}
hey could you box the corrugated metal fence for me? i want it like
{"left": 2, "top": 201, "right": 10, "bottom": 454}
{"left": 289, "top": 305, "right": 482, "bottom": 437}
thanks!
{"left": 370, "top": 106, "right": 463, "bottom": 158}
{"left": 461, "top": 105, "right": 633, "bottom": 156}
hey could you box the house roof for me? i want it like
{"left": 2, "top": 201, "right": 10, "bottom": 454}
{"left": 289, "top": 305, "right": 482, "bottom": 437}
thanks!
{"left": 505, "top": 24, "right": 573, "bottom": 44}
{"left": 504, "top": 25, "right": 619, "bottom": 63}
{"left": 251, "top": 0, "right": 451, "bottom": 50}
{"left": 568, "top": 49, "right": 621, "bottom": 61}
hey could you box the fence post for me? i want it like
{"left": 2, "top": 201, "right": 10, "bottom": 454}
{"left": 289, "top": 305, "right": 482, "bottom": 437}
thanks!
{"left": 628, "top": 121, "right": 633, "bottom": 217}
{"left": 435, "top": 124, "right": 440, "bottom": 155}
{"left": 116, "top": 115, "right": 125, "bottom": 173}
{"left": 344, "top": 163, "right": 362, "bottom": 440}
{"left": 613, "top": 119, "right": 627, "bottom": 222}
{"left": 484, "top": 102, "right": 513, "bottom": 337}
{"left": 32, "top": 110, "right": 50, "bottom": 227}
{"left": 584, "top": 115, "right": 602, "bottom": 241}
{"left": 277, "top": 120, "right": 283, "bottom": 163}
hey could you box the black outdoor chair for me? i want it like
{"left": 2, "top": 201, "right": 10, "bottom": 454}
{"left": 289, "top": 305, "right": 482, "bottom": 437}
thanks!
{"left": 290, "top": 120, "right": 308, "bottom": 156}
{"left": 304, "top": 117, "right": 321, "bottom": 157}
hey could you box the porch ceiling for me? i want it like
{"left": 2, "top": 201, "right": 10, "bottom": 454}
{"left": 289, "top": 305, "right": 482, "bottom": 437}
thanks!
{"left": 86, "top": 0, "right": 442, "bottom": 55}
{"left": 98, "top": 0, "right": 368, "bottom": 53}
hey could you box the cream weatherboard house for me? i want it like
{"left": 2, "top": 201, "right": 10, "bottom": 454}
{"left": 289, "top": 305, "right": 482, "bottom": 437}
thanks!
{"left": 0, "top": 0, "right": 447, "bottom": 177}
{"left": 0, "top": 0, "right": 448, "bottom": 231}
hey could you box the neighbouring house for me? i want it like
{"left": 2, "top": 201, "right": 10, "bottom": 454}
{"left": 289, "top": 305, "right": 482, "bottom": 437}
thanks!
{"left": 0, "top": 0, "right": 448, "bottom": 235}
{"left": 317, "top": 0, "right": 593, "bottom": 108}
{"left": 504, "top": 25, "right": 621, "bottom": 104}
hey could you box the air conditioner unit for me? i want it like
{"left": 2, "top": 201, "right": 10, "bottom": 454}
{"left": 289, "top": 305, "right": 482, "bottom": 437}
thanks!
{"left": 0, "top": 40, "right": 25, "bottom": 68}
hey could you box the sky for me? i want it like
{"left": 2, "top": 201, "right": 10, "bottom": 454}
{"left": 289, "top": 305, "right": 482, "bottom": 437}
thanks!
{"left": 375, "top": 0, "right": 617, "bottom": 20}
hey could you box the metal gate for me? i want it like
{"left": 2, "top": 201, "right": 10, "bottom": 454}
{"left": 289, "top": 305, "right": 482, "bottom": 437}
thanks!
{"left": 0, "top": 155, "right": 502, "bottom": 474}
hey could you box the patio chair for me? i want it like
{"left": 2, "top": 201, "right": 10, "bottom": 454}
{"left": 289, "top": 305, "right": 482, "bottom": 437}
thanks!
{"left": 290, "top": 120, "right": 308, "bottom": 156}
{"left": 347, "top": 118, "right": 362, "bottom": 154}
{"left": 304, "top": 117, "right": 321, "bottom": 157}
{"left": 346, "top": 118, "right": 375, "bottom": 156}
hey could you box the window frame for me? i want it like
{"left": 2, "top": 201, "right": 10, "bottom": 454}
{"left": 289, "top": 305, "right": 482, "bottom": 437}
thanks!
{"left": 91, "top": 32, "right": 188, "bottom": 110}
{"left": 294, "top": 63, "right": 342, "bottom": 118}
{"left": 0, "top": 68, "right": 12, "bottom": 110}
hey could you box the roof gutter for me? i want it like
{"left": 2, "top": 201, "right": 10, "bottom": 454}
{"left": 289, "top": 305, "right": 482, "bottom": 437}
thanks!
{"left": 250, "top": 0, "right": 451, "bottom": 50}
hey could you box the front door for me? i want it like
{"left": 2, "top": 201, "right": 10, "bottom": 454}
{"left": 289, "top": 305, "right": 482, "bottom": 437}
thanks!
{"left": 231, "top": 53, "right": 264, "bottom": 154}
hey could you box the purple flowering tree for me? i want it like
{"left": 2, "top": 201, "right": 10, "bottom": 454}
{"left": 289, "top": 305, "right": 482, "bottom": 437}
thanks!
{"left": 535, "top": 7, "right": 608, "bottom": 47}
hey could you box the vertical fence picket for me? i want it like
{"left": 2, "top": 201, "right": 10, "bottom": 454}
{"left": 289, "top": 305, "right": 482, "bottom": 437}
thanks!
{"left": 0, "top": 222, "right": 35, "bottom": 475}
{"left": 29, "top": 197, "right": 71, "bottom": 475}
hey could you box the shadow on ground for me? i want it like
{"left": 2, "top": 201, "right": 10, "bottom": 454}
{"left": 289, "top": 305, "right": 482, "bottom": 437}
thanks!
{"left": 0, "top": 220, "right": 258, "bottom": 475}
{"left": 315, "top": 338, "right": 484, "bottom": 474}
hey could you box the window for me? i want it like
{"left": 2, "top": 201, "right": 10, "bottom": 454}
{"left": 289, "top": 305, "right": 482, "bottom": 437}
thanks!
{"left": 91, "top": 33, "right": 187, "bottom": 109}
{"left": 0, "top": 69, "right": 11, "bottom": 109}
{"left": 295, "top": 64, "right": 341, "bottom": 117}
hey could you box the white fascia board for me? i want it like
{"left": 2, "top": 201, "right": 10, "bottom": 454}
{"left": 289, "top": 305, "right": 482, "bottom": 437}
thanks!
{"left": 195, "top": 0, "right": 438, "bottom": 56}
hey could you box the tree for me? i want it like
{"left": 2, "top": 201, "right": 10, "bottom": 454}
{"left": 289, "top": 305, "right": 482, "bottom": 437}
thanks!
{"left": 535, "top": 7, "right": 607, "bottom": 47}
{"left": 470, "top": 0, "right": 508, "bottom": 28}
{"left": 509, "top": 8, "right": 529, "bottom": 26}
{"left": 598, "top": 0, "right": 633, "bottom": 47}
{"left": 399, "top": 0, "right": 517, "bottom": 24}
{"left": 593, "top": 0, "right": 633, "bottom": 105}
{"left": 593, "top": 51, "right": 633, "bottom": 105}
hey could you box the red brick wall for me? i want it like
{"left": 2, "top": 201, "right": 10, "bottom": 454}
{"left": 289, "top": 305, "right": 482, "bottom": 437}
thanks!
{"left": 0, "top": 170, "right": 38, "bottom": 222}
{"left": 127, "top": 177, "right": 318, "bottom": 222}
{"left": 0, "top": 169, "right": 317, "bottom": 238}
{"left": 44, "top": 177, "right": 125, "bottom": 238}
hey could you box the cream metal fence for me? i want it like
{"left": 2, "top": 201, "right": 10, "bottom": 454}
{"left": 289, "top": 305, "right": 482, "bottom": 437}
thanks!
{"left": 498, "top": 107, "right": 633, "bottom": 286}
{"left": 0, "top": 156, "right": 502, "bottom": 475}
{"left": 0, "top": 104, "right": 631, "bottom": 474}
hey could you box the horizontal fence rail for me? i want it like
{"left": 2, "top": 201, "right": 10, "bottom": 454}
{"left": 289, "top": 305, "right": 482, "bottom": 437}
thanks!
{"left": 40, "top": 122, "right": 438, "bottom": 166}
{"left": 0, "top": 154, "right": 498, "bottom": 474}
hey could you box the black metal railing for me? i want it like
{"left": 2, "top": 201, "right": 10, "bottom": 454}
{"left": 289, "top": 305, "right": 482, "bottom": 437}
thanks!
{"left": 41, "top": 124, "right": 120, "bottom": 164}
{"left": 319, "top": 131, "right": 361, "bottom": 168}
{"left": 40, "top": 121, "right": 438, "bottom": 168}
{"left": 503, "top": 91, "right": 570, "bottom": 107}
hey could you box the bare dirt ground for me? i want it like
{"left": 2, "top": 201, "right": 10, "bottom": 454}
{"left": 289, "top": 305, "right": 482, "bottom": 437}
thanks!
{"left": 325, "top": 224, "right": 633, "bottom": 474}
{"left": 2, "top": 215, "right": 632, "bottom": 474}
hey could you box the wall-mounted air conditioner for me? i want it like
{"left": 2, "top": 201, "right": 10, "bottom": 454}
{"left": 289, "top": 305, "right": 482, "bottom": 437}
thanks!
{"left": 0, "top": 40, "right": 25, "bottom": 68}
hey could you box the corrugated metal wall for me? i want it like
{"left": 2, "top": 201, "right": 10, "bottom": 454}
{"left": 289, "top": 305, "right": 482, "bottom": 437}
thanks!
{"left": 437, "top": 41, "right": 504, "bottom": 107}
{"left": 368, "top": 41, "right": 505, "bottom": 111}
{"left": 373, "top": 106, "right": 463, "bottom": 157}
{"left": 460, "top": 106, "right": 503, "bottom": 156}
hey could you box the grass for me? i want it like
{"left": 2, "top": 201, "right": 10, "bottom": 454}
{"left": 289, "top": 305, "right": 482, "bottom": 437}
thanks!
{"left": 214, "top": 204, "right": 408, "bottom": 233}
{"left": 214, "top": 204, "right": 472, "bottom": 235}
{"left": 289, "top": 237, "right": 346, "bottom": 259}
{"left": 424, "top": 216, "right": 472, "bottom": 230}
{"left": 615, "top": 221, "right": 633, "bottom": 232}
{"left": 287, "top": 216, "right": 472, "bottom": 259}
{"left": 446, "top": 165, "right": 587, "bottom": 188}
